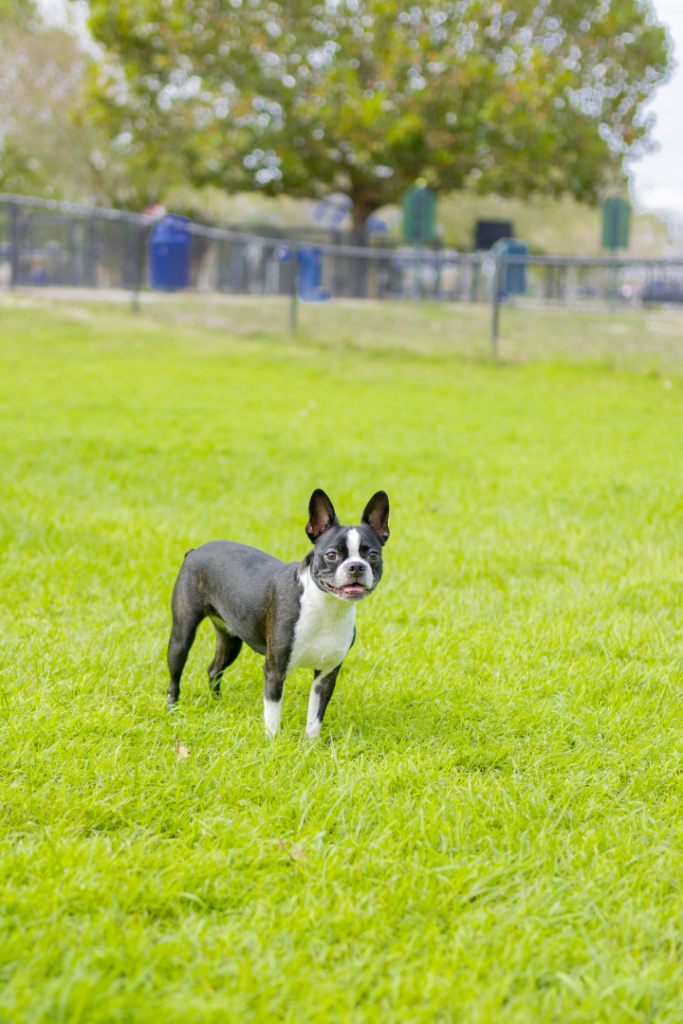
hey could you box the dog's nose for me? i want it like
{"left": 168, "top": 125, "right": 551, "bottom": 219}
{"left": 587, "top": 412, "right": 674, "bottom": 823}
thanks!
{"left": 347, "top": 562, "right": 365, "bottom": 576}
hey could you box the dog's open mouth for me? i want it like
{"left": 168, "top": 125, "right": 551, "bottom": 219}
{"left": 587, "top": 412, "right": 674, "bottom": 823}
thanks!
{"left": 323, "top": 582, "right": 371, "bottom": 598}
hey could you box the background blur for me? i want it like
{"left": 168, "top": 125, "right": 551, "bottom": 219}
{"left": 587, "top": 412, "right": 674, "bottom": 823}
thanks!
{"left": 1, "top": 0, "right": 680, "bottom": 257}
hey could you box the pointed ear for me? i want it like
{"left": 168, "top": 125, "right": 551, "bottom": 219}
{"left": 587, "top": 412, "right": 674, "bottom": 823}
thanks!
{"left": 306, "top": 489, "right": 339, "bottom": 542}
{"left": 361, "top": 491, "right": 390, "bottom": 545}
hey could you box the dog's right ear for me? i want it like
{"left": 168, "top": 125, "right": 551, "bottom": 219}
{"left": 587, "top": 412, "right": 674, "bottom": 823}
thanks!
{"left": 306, "top": 489, "right": 339, "bottom": 542}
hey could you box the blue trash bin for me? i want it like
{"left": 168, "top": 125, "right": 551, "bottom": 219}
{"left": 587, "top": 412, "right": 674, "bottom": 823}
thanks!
{"left": 492, "top": 237, "right": 529, "bottom": 296}
{"left": 297, "top": 247, "right": 330, "bottom": 302}
{"left": 148, "top": 215, "right": 192, "bottom": 291}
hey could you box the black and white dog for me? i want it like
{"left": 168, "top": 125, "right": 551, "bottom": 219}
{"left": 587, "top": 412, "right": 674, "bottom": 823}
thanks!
{"left": 167, "top": 489, "right": 390, "bottom": 738}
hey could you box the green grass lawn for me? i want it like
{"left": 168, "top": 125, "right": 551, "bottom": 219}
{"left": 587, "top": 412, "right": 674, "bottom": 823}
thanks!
{"left": 12, "top": 288, "right": 683, "bottom": 372}
{"left": 2, "top": 298, "right": 683, "bottom": 1022}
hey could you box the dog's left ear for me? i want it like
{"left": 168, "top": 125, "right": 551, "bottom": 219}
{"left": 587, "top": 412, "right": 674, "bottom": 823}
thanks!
{"left": 306, "top": 489, "right": 340, "bottom": 542}
{"left": 361, "top": 491, "right": 390, "bottom": 545}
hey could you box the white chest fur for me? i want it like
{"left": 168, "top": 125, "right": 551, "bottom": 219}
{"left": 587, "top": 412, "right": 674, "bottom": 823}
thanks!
{"left": 287, "top": 566, "right": 357, "bottom": 676}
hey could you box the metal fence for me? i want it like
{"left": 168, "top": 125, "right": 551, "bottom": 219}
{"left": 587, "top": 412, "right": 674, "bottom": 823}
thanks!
{"left": 2, "top": 193, "right": 683, "bottom": 352}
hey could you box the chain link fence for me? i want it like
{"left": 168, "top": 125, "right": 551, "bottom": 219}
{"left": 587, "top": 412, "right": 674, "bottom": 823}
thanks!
{"left": 3, "top": 194, "right": 683, "bottom": 350}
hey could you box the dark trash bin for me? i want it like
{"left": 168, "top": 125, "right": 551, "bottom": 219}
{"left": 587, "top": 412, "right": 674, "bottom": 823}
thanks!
{"left": 148, "top": 215, "right": 192, "bottom": 291}
{"left": 475, "top": 220, "right": 513, "bottom": 251}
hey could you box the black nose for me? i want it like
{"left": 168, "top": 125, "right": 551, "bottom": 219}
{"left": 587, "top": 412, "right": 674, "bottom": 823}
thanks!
{"left": 347, "top": 562, "right": 365, "bottom": 576}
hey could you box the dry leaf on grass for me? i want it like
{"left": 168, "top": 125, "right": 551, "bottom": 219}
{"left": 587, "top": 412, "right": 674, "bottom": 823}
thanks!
{"left": 278, "top": 838, "right": 306, "bottom": 863}
{"left": 174, "top": 737, "right": 190, "bottom": 759}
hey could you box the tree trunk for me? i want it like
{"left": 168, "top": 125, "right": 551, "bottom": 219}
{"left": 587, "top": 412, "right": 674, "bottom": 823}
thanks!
{"left": 349, "top": 194, "right": 378, "bottom": 298}
{"left": 350, "top": 195, "right": 378, "bottom": 243}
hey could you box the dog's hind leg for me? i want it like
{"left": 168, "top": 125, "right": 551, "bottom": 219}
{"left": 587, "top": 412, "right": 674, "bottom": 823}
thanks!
{"left": 167, "top": 606, "right": 204, "bottom": 710}
{"left": 208, "top": 617, "right": 242, "bottom": 699}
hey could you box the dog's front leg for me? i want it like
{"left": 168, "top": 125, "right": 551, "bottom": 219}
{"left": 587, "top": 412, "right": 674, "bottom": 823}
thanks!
{"left": 263, "top": 660, "right": 286, "bottom": 737}
{"left": 306, "top": 664, "right": 342, "bottom": 740}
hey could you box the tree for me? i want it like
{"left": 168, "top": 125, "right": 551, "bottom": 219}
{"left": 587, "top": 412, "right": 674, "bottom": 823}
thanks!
{"left": 0, "top": 0, "right": 126, "bottom": 203}
{"left": 87, "top": 0, "right": 670, "bottom": 233}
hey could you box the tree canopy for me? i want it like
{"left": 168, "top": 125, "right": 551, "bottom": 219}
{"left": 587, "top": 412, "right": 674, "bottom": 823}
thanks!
{"left": 0, "top": 0, "right": 124, "bottom": 203}
{"left": 87, "top": 0, "right": 670, "bottom": 227}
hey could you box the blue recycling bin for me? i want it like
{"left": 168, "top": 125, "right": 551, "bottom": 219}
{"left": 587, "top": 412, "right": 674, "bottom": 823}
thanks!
{"left": 148, "top": 215, "right": 192, "bottom": 291}
{"left": 297, "top": 247, "right": 330, "bottom": 302}
{"left": 492, "top": 237, "right": 529, "bottom": 296}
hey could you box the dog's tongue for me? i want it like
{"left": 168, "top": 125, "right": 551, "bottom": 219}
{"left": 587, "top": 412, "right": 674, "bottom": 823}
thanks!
{"left": 343, "top": 584, "right": 364, "bottom": 594}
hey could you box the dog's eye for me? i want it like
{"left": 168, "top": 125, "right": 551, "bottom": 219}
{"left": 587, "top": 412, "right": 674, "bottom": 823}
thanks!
{"left": 325, "top": 550, "right": 339, "bottom": 561}
{"left": 368, "top": 551, "right": 380, "bottom": 562}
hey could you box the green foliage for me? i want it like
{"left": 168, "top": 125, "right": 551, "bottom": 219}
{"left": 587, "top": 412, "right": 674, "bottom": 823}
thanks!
{"left": 0, "top": 0, "right": 32, "bottom": 24}
{"left": 87, "top": 0, "right": 669, "bottom": 221}
{"left": 0, "top": 3, "right": 127, "bottom": 203}
{"left": 3, "top": 298, "right": 683, "bottom": 1020}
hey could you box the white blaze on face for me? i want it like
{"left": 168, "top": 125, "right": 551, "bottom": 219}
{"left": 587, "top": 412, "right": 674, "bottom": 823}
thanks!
{"left": 335, "top": 527, "right": 373, "bottom": 588}
{"left": 264, "top": 698, "right": 282, "bottom": 737}
{"left": 346, "top": 528, "right": 362, "bottom": 561}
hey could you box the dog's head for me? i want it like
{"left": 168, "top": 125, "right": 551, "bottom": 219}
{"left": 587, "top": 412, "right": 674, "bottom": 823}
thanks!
{"left": 304, "top": 489, "right": 390, "bottom": 601}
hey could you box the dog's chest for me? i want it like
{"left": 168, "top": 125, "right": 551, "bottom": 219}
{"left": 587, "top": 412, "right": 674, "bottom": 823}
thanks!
{"left": 287, "top": 568, "right": 357, "bottom": 675}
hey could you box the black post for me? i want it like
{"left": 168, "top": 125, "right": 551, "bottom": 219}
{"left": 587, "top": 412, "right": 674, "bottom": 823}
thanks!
{"left": 332, "top": 229, "right": 343, "bottom": 296}
{"left": 491, "top": 255, "right": 502, "bottom": 358}
{"left": 231, "top": 244, "right": 244, "bottom": 292}
{"left": 434, "top": 244, "right": 442, "bottom": 301}
{"left": 471, "top": 262, "right": 480, "bottom": 303}
{"left": 289, "top": 257, "right": 299, "bottom": 334}
{"left": 86, "top": 217, "right": 97, "bottom": 288}
{"left": 67, "top": 217, "right": 76, "bottom": 285}
{"left": 608, "top": 251, "right": 618, "bottom": 312}
{"left": 131, "top": 223, "right": 143, "bottom": 313}
{"left": 9, "top": 201, "right": 20, "bottom": 289}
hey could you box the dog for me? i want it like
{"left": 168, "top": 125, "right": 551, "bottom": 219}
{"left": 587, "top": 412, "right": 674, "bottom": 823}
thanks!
{"left": 167, "top": 489, "right": 390, "bottom": 738}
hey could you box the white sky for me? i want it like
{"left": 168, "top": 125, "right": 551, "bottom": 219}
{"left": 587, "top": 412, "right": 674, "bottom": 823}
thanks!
{"left": 38, "top": 0, "right": 683, "bottom": 217}
{"left": 629, "top": 0, "right": 683, "bottom": 217}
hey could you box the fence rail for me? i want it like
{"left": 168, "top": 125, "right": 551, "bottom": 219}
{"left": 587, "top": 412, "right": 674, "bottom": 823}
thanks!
{"left": 3, "top": 193, "right": 683, "bottom": 353}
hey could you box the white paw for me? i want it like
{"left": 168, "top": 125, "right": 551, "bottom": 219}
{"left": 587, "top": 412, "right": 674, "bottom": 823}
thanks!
{"left": 264, "top": 698, "right": 282, "bottom": 738}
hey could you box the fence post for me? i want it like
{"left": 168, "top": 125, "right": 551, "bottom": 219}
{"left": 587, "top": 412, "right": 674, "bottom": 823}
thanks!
{"left": 415, "top": 244, "right": 423, "bottom": 301}
{"left": 491, "top": 255, "right": 502, "bottom": 358}
{"left": 434, "top": 248, "right": 442, "bottom": 301}
{"left": 231, "top": 244, "right": 244, "bottom": 292}
{"left": 471, "top": 262, "right": 480, "bottom": 303}
{"left": 67, "top": 217, "right": 76, "bottom": 285}
{"left": 86, "top": 217, "right": 97, "bottom": 288}
{"left": 131, "top": 222, "right": 143, "bottom": 313}
{"left": 607, "top": 259, "right": 618, "bottom": 312}
{"left": 289, "top": 256, "right": 299, "bottom": 334}
{"left": 9, "top": 201, "right": 20, "bottom": 289}
{"left": 459, "top": 258, "right": 468, "bottom": 302}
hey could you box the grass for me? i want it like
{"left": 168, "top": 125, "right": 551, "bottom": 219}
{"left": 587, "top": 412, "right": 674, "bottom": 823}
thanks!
{"left": 2, "top": 296, "right": 683, "bottom": 1022}
{"left": 12, "top": 288, "right": 683, "bottom": 373}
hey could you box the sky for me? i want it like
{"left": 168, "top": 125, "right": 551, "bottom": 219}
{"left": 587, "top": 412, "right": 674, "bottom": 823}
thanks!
{"left": 629, "top": 0, "right": 683, "bottom": 218}
{"left": 38, "top": 0, "right": 683, "bottom": 220}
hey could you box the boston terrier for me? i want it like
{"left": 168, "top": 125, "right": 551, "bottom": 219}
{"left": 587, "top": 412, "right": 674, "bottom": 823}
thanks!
{"left": 167, "top": 489, "right": 390, "bottom": 739}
